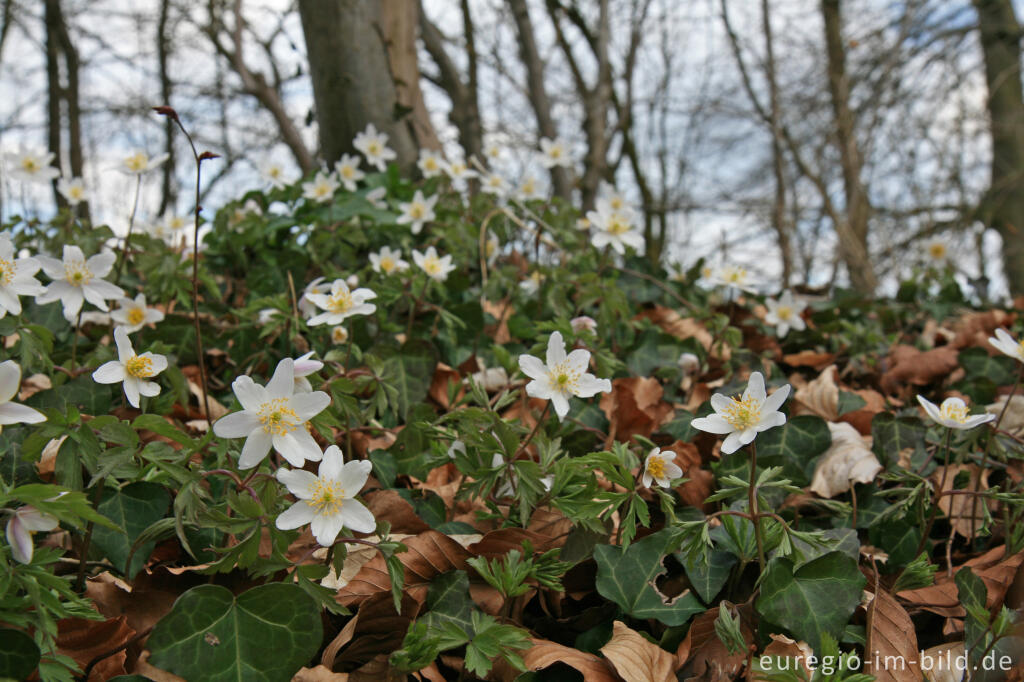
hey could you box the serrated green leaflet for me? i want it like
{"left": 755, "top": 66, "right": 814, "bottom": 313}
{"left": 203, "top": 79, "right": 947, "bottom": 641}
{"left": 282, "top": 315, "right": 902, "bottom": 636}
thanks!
{"left": 371, "top": 340, "right": 437, "bottom": 419}
{"left": 147, "top": 583, "right": 322, "bottom": 682}
{"left": 91, "top": 481, "right": 170, "bottom": 578}
{"left": 756, "top": 551, "right": 865, "bottom": 652}
{"left": 594, "top": 529, "right": 703, "bottom": 625}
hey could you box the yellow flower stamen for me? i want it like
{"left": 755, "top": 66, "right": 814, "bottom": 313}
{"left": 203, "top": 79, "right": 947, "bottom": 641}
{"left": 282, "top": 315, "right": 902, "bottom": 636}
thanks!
{"left": 310, "top": 479, "right": 346, "bottom": 515}
{"left": 327, "top": 288, "right": 354, "bottom": 314}
{"left": 423, "top": 258, "right": 442, "bottom": 276}
{"left": 125, "top": 355, "right": 154, "bottom": 378}
{"left": 939, "top": 401, "right": 969, "bottom": 424}
{"left": 22, "top": 158, "right": 39, "bottom": 172}
{"left": 127, "top": 308, "right": 146, "bottom": 326}
{"left": 647, "top": 456, "right": 667, "bottom": 480}
{"left": 0, "top": 259, "right": 15, "bottom": 286}
{"left": 258, "top": 398, "right": 299, "bottom": 436}
{"left": 409, "top": 204, "right": 424, "bottom": 219}
{"left": 723, "top": 395, "right": 762, "bottom": 430}
{"left": 64, "top": 261, "right": 93, "bottom": 287}
{"left": 777, "top": 306, "right": 792, "bottom": 320}
{"left": 380, "top": 257, "right": 395, "bottom": 273}
{"left": 548, "top": 362, "right": 581, "bottom": 394}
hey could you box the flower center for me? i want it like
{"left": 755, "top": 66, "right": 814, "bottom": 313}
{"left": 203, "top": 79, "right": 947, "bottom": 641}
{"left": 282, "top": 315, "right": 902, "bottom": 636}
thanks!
{"left": 310, "top": 479, "right": 346, "bottom": 515}
{"left": 723, "top": 395, "right": 762, "bottom": 430}
{"left": 777, "top": 306, "right": 792, "bottom": 320}
{"left": 549, "top": 362, "right": 581, "bottom": 394}
{"left": 70, "top": 186, "right": 83, "bottom": 199}
{"left": 647, "top": 456, "right": 667, "bottom": 480}
{"left": 409, "top": 204, "right": 424, "bottom": 219}
{"left": 608, "top": 216, "right": 630, "bottom": 235}
{"left": 315, "top": 182, "right": 331, "bottom": 197}
{"left": 327, "top": 288, "right": 354, "bottom": 314}
{"left": 0, "top": 259, "right": 15, "bottom": 286}
{"left": 126, "top": 154, "right": 146, "bottom": 171}
{"left": 125, "top": 355, "right": 154, "bottom": 378}
{"left": 451, "top": 163, "right": 465, "bottom": 175}
{"left": 341, "top": 166, "right": 354, "bottom": 179}
{"left": 549, "top": 147, "right": 562, "bottom": 159}
{"left": 423, "top": 258, "right": 441, "bottom": 275}
{"left": 127, "top": 308, "right": 146, "bottom": 325}
{"left": 610, "top": 197, "right": 624, "bottom": 210}
{"left": 64, "top": 261, "right": 93, "bottom": 287}
{"left": 939, "top": 401, "right": 969, "bottom": 423}
{"left": 22, "top": 158, "right": 39, "bottom": 172}
{"left": 258, "top": 398, "right": 299, "bottom": 436}
{"left": 424, "top": 158, "right": 438, "bottom": 171}
{"left": 380, "top": 257, "right": 395, "bottom": 273}
{"left": 929, "top": 243, "right": 946, "bottom": 260}
{"left": 368, "top": 142, "right": 381, "bottom": 155}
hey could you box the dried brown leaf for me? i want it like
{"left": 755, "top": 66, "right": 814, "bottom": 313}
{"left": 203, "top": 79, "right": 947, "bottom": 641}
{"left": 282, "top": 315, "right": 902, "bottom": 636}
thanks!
{"left": 600, "top": 620, "right": 677, "bottom": 682}
{"left": 519, "top": 638, "right": 619, "bottom": 681}
{"left": 57, "top": 615, "right": 135, "bottom": 681}
{"left": 864, "top": 589, "right": 922, "bottom": 682}
{"left": 880, "top": 345, "right": 960, "bottom": 395}
{"left": 599, "top": 376, "right": 674, "bottom": 442}
{"left": 809, "top": 422, "right": 882, "bottom": 498}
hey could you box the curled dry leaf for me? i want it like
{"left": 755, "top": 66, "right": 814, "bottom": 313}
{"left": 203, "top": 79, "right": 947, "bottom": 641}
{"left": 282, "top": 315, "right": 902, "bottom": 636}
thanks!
{"left": 794, "top": 365, "right": 841, "bottom": 420}
{"left": 880, "top": 345, "right": 960, "bottom": 395}
{"left": 932, "top": 464, "right": 996, "bottom": 540}
{"left": 363, "top": 489, "right": 432, "bottom": 534}
{"left": 810, "top": 422, "right": 882, "bottom": 498}
{"left": 56, "top": 615, "right": 135, "bottom": 681}
{"left": 36, "top": 434, "right": 67, "bottom": 478}
{"left": 600, "top": 620, "right": 677, "bottom": 682}
{"left": 676, "top": 603, "right": 753, "bottom": 679}
{"left": 988, "top": 394, "right": 1024, "bottom": 436}
{"left": 599, "top": 376, "right": 674, "bottom": 442}
{"left": 920, "top": 643, "right": 966, "bottom": 682}
{"left": 760, "top": 634, "right": 814, "bottom": 679}
{"left": 951, "top": 309, "right": 1013, "bottom": 350}
{"left": 864, "top": 588, "right": 922, "bottom": 682}
{"left": 518, "top": 638, "right": 618, "bottom": 681}
{"left": 899, "top": 546, "right": 1024, "bottom": 617}
{"left": 292, "top": 666, "right": 349, "bottom": 681}
{"left": 335, "top": 530, "right": 473, "bottom": 607}
{"left": 428, "top": 362, "right": 463, "bottom": 408}
{"left": 783, "top": 349, "right": 837, "bottom": 371}
{"left": 318, "top": 534, "right": 415, "bottom": 590}
{"left": 635, "top": 306, "right": 722, "bottom": 358}
{"left": 18, "top": 372, "right": 51, "bottom": 400}
{"left": 481, "top": 299, "right": 513, "bottom": 344}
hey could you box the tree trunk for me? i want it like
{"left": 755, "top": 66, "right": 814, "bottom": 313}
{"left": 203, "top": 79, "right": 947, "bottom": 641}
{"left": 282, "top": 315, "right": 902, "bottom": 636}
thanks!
{"left": 508, "top": 0, "right": 573, "bottom": 200}
{"left": 45, "top": 0, "right": 87, "bottom": 220}
{"left": 157, "top": 0, "right": 177, "bottom": 215}
{"left": 973, "top": 0, "right": 1024, "bottom": 296}
{"left": 297, "top": 0, "right": 437, "bottom": 172}
{"left": 762, "top": 0, "right": 793, "bottom": 288}
{"left": 821, "top": 0, "right": 877, "bottom": 293}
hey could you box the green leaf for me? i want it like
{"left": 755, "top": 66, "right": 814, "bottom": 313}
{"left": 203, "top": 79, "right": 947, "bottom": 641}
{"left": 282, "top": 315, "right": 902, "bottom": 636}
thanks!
{"left": 871, "top": 413, "right": 925, "bottom": 468}
{"left": 91, "top": 482, "right": 171, "bottom": 578}
{"left": 679, "top": 549, "right": 737, "bottom": 603}
{"left": 147, "top": 583, "right": 322, "bottom": 682}
{"left": 756, "top": 551, "right": 866, "bottom": 652}
{"left": 837, "top": 391, "right": 866, "bottom": 417}
{"left": 0, "top": 628, "right": 40, "bottom": 681}
{"left": 755, "top": 415, "right": 831, "bottom": 486}
{"left": 594, "top": 529, "right": 703, "bottom": 626}
{"left": 372, "top": 340, "right": 437, "bottom": 419}
{"left": 421, "top": 571, "right": 476, "bottom": 635}
{"left": 959, "top": 347, "right": 1018, "bottom": 385}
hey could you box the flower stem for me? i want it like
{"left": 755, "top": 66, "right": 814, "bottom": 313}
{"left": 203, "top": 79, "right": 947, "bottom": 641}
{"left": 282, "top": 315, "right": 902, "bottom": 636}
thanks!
{"left": 749, "top": 442, "right": 766, "bottom": 572}
{"left": 917, "top": 427, "right": 954, "bottom": 558}
{"left": 971, "top": 366, "right": 1023, "bottom": 539}
{"left": 113, "top": 174, "right": 142, "bottom": 285}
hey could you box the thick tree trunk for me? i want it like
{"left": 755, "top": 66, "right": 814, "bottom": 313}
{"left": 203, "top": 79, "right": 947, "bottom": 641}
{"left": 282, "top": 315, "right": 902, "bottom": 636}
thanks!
{"left": 45, "top": 0, "right": 87, "bottom": 220}
{"left": 297, "top": 0, "right": 436, "bottom": 172}
{"left": 762, "top": 0, "right": 793, "bottom": 288}
{"left": 821, "top": 0, "right": 877, "bottom": 293}
{"left": 157, "top": 0, "right": 177, "bottom": 215}
{"left": 508, "top": 0, "right": 573, "bottom": 200}
{"left": 973, "top": 0, "right": 1024, "bottom": 296}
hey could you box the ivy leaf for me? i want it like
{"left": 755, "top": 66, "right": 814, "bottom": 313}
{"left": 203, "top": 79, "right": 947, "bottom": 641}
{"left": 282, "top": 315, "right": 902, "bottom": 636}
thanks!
{"left": 147, "top": 583, "right": 322, "bottom": 682}
{"left": 756, "top": 551, "right": 866, "bottom": 652}
{"left": 594, "top": 529, "right": 703, "bottom": 626}
{"left": 0, "top": 628, "right": 40, "bottom": 681}
{"left": 420, "top": 570, "right": 476, "bottom": 635}
{"left": 91, "top": 482, "right": 171, "bottom": 578}
{"left": 871, "top": 413, "right": 925, "bottom": 468}
{"left": 679, "top": 549, "right": 737, "bottom": 603}
{"left": 755, "top": 415, "right": 831, "bottom": 486}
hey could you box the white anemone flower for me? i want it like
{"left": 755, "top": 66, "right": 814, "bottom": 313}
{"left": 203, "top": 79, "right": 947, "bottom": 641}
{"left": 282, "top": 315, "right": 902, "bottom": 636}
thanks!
{"left": 587, "top": 201, "right": 644, "bottom": 255}
{"left": 598, "top": 181, "right": 628, "bottom": 211}
{"left": 691, "top": 372, "right": 791, "bottom": 454}
{"left": 306, "top": 279, "right": 377, "bottom": 327}
{"left": 519, "top": 271, "right": 543, "bottom": 295}
{"left": 6, "top": 149, "right": 60, "bottom": 183}
{"left": 714, "top": 265, "right": 757, "bottom": 295}
{"left": 412, "top": 247, "right": 456, "bottom": 282}
{"left": 989, "top": 328, "right": 1024, "bottom": 364}
{"left": 917, "top": 395, "right": 996, "bottom": 430}
{"left": 213, "top": 358, "right": 330, "bottom": 469}
{"left": 122, "top": 150, "right": 169, "bottom": 175}
{"left": 110, "top": 293, "right": 164, "bottom": 333}
{"left": 293, "top": 351, "right": 323, "bottom": 393}
{"left": 275, "top": 446, "right": 376, "bottom": 545}
{"left": 6, "top": 506, "right": 59, "bottom": 564}
{"left": 0, "top": 360, "right": 46, "bottom": 433}
{"left": 334, "top": 154, "right": 365, "bottom": 192}
{"left": 418, "top": 150, "right": 445, "bottom": 178}
{"left": 764, "top": 291, "right": 807, "bottom": 337}
{"left": 925, "top": 240, "right": 948, "bottom": 264}
{"left": 92, "top": 327, "right": 168, "bottom": 408}
{"left": 36, "top": 245, "right": 124, "bottom": 320}
{"left": 642, "top": 448, "right": 684, "bottom": 488}
{"left": 0, "top": 234, "right": 44, "bottom": 318}
{"left": 570, "top": 316, "right": 597, "bottom": 334}
{"left": 302, "top": 171, "right": 340, "bottom": 203}
{"left": 481, "top": 173, "right": 508, "bottom": 198}
{"left": 300, "top": 277, "right": 331, "bottom": 319}
{"left": 353, "top": 123, "right": 397, "bottom": 172}
{"left": 366, "top": 187, "right": 388, "bottom": 209}
{"left": 396, "top": 190, "right": 438, "bottom": 235}
{"left": 331, "top": 326, "right": 349, "bottom": 345}
{"left": 57, "top": 177, "right": 87, "bottom": 206}
{"left": 517, "top": 175, "right": 543, "bottom": 201}
{"left": 369, "top": 246, "right": 409, "bottom": 275}
{"left": 539, "top": 137, "right": 572, "bottom": 168}
{"left": 518, "top": 331, "right": 612, "bottom": 420}
{"left": 445, "top": 157, "right": 477, "bottom": 191}
{"left": 263, "top": 161, "right": 288, "bottom": 190}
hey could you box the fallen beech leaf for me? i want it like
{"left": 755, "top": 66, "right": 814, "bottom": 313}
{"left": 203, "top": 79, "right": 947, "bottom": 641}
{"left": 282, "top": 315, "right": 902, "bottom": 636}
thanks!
{"left": 19, "top": 372, "right": 51, "bottom": 400}
{"left": 899, "top": 547, "right": 1024, "bottom": 617}
{"left": 56, "top": 615, "right": 135, "bottom": 681}
{"left": 920, "top": 642, "right": 965, "bottom": 682}
{"left": 293, "top": 666, "right": 349, "bottom": 681}
{"left": 599, "top": 377, "right": 674, "bottom": 442}
{"left": 794, "top": 365, "right": 840, "bottom": 420}
{"left": 482, "top": 299, "right": 513, "bottom": 343}
{"left": 526, "top": 507, "right": 573, "bottom": 549}
{"left": 335, "top": 530, "right": 473, "bottom": 607}
{"left": 667, "top": 441, "right": 714, "bottom": 511}
{"left": 809, "top": 422, "right": 882, "bottom": 498}
{"left": 428, "top": 362, "right": 463, "bottom": 408}
{"left": 333, "top": 592, "right": 420, "bottom": 668}
{"left": 186, "top": 378, "right": 229, "bottom": 419}
{"left": 760, "top": 634, "right": 814, "bottom": 678}
{"left": 363, "top": 489, "right": 431, "bottom": 534}
{"left": 600, "top": 620, "right": 677, "bottom": 682}
{"left": 864, "top": 589, "right": 922, "bottom": 682}
{"left": 782, "top": 350, "right": 837, "bottom": 371}
{"left": 988, "top": 394, "right": 1024, "bottom": 436}
{"left": 880, "top": 345, "right": 959, "bottom": 395}
{"left": 36, "top": 434, "right": 67, "bottom": 478}
{"left": 677, "top": 603, "right": 753, "bottom": 678}
{"left": 319, "top": 535, "right": 414, "bottom": 590}
{"left": 932, "top": 465, "right": 996, "bottom": 540}
{"left": 635, "top": 306, "right": 723, "bottom": 358}
{"left": 952, "top": 309, "right": 1013, "bottom": 350}
{"left": 520, "top": 638, "right": 618, "bottom": 680}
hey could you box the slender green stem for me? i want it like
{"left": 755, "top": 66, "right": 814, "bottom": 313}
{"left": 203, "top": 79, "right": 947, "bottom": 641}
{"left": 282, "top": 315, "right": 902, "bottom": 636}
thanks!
{"left": 69, "top": 308, "right": 83, "bottom": 371}
{"left": 74, "top": 480, "right": 106, "bottom": 592}
{"left": 749, "top": 442, "right": 766, "bottom": 572}
{"left": 917, "top": 428, "right": 954, "bottom": 558}
{"left": 113, "top": 174, "right": 142, "bottom": 285}
{"left": 971, "top": 367, "right": 1023, "bottom": 539}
